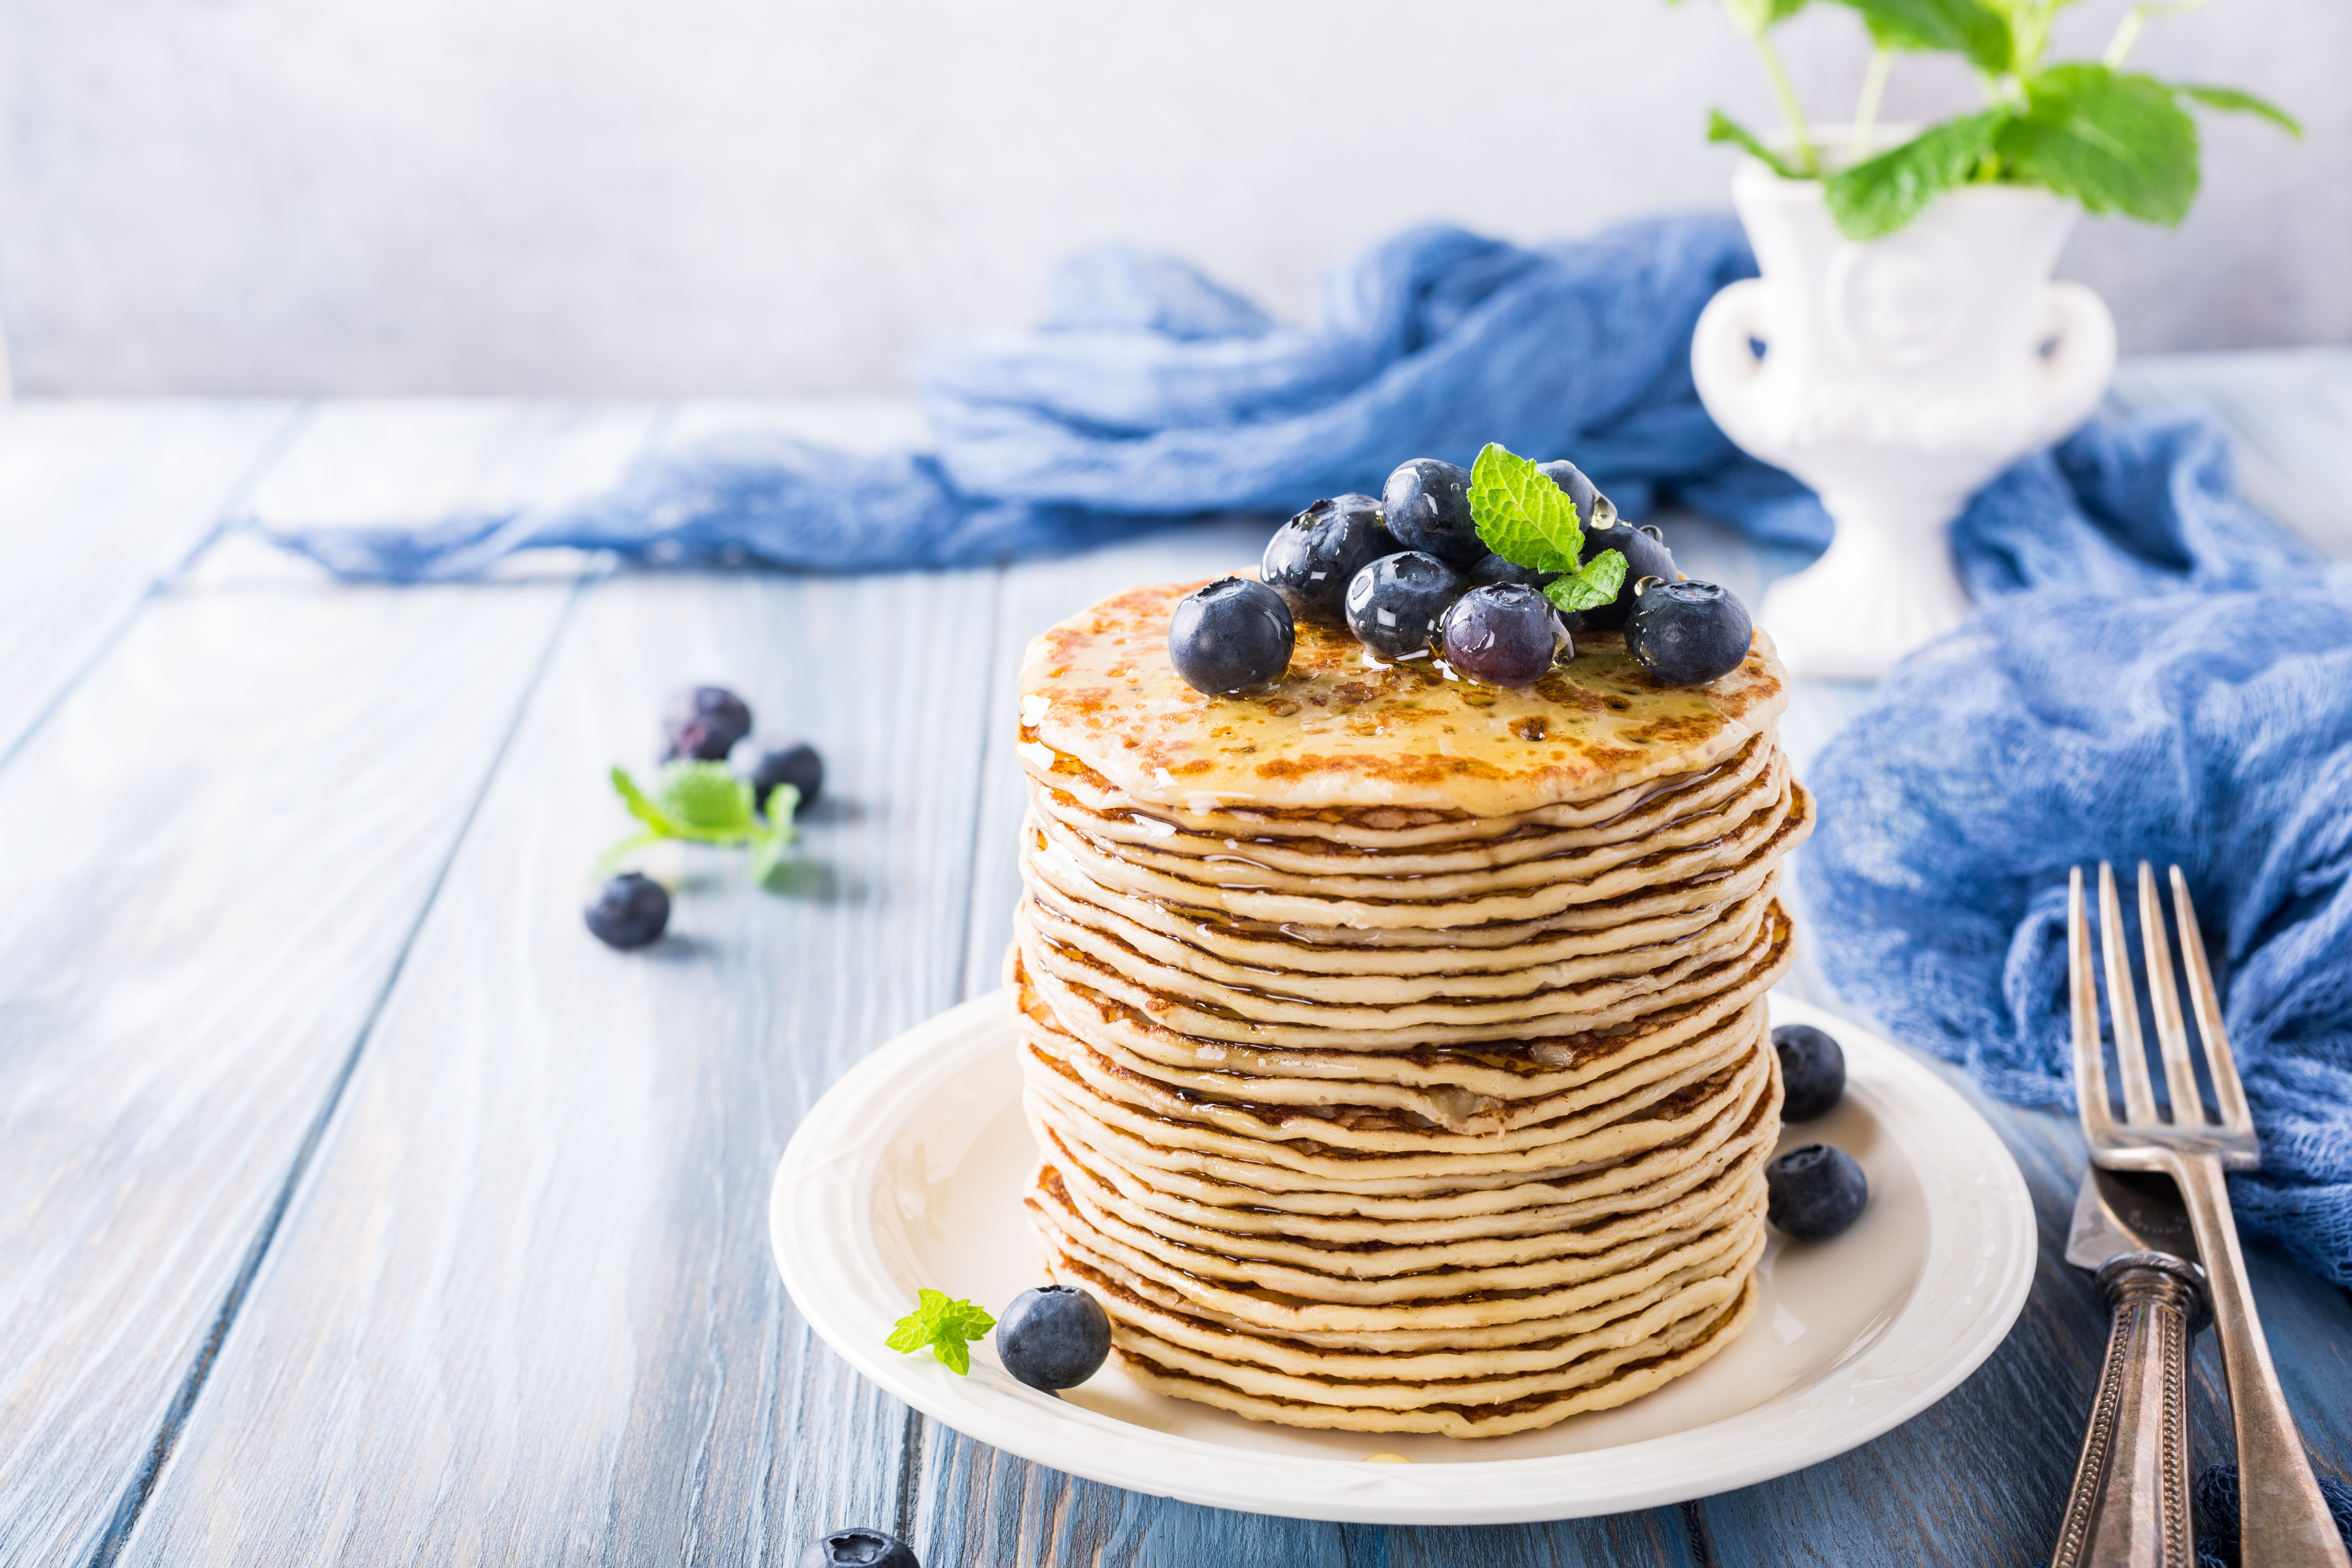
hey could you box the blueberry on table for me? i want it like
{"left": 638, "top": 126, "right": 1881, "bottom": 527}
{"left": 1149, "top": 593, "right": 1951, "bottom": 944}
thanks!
{"left": 1345, "top": 551, "right": 1466, "bottom": 662}
{"left": 1441, "top": 584, "right": 1562, "bottom": 688}
{"left": 1625, "top": 579, "right": 1752, "bottom": 686}
{"left": 1381, "top": 459, "right": 1485, "bottom": 568}
{"left": 584, "top": 872, "right": 670, "bottom": 950}
{"left": 731, "top": 735, "right": 824, "bottom": 812}
{"left": 1262, "top": 495, "right": 1394, "bottom": 623}
{"left": 997, "top": 1285, "right": 1114, "bottom": 1391}
{"left": 801, "top": 1527, "right": 919, "bottom": 1568}
{"left": 662, "top": 686, "right": 753, "bottom": 761}
{"left": 1772, "top": 1023, "right": 1847, "bottom": 1122}
{"left": 1766, "top": 1144, "right": 1868, "bottom": 1240}
{"left": 1168, "top": 578, "right": 1294, "bottom": 694}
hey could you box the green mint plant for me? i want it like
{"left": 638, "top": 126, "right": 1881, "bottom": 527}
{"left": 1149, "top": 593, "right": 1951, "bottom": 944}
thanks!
{"left": 1467, "top": 444, "right": 1629, "bottom": 616}
{"left": 603, "top": 760, "right": 800, "bottom": 887}
{"left": 886, "top": 1290, "right": 997, "bottom": 1374}
{"left": 1698, "top": 0, "right": 2301, "bottom": 239}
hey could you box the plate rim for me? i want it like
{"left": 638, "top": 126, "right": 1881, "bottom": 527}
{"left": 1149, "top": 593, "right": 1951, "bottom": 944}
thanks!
{"left": 769, "top": 988, "right": 2036, "bottom": 1525}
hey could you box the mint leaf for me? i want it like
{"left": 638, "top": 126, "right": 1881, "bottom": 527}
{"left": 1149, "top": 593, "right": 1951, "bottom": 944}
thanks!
{"left": 1825, "top": 0, "right": 2010, "bottom": 71}
{"left": 1468, "top": 443, "right": 1586, "bottom": 574}
{"left": 653, "top": 762, "right": 758, "bottom": 838}
{"left": 1720, "top": 0, "right": 1811, "bottom": 31}
{"left": 749, "top": 785, "right": 801, "bottom": 889}
{"left": 2176, "top": 84, "right": 2302, "bottom": 138}
{"left": 1999, "top": 64, "right": 2199, "bottom": 226}
{"left": 1707, "top": 110, "right": 1799, "bottom": 179}
{"left": 1825, "top": 110, "right": 2011, "bottom": 239}
{"left": 1547, "top": 550, "right": 1630, "bottom": 617}
{"left": 611, "top": 767, "right": 681, "bottom": 836}
{"left": 886, "top": 1289, "right": 995, "bottom": 1374}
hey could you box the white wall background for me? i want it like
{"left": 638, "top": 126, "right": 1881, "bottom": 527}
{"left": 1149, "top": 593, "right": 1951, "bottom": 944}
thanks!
{"left": 1, "top": 0, "right": 2345, "bottom": 396}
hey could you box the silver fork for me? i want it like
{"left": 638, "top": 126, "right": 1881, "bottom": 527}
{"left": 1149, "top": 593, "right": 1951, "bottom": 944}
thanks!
{"left": 2071, "top": 862, "right": 2350, "bottom": 1567}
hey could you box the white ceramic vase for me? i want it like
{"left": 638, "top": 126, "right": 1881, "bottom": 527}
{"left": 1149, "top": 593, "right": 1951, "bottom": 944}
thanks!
{"left": 1691, "top": 157, "right": 2116, "bottom": 679}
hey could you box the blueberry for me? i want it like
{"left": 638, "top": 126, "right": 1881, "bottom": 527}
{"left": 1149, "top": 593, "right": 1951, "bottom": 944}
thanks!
{"left": 1345, "top": 551, "right": 1466, "bottom": 662}
{"left": 1441, "top": 584, "right": 1563, "bottom": 687}
{"left": 1168, "top": 577, "right": 1294, "bottom": 694}
{"left": 731, "top": 735, "right": 824, "bottom": 813}
{"left": 1469, "top": 552, "right": 1559, "bottom": 592}
{"left": 1536, "top": 459, "right": 1616, "bottom": 530}
{"left": 997, "top": 1284, "right": 1114, "bottom": 1391}
{"left": 1765, "top": 1144, "right": 1868, "bottom": 1240}
{"left": 1773, "top": 1023, "right": 1847, "bottom": 1122}
{"left": 800, "top": 1527, "right": 919, "bottom": 1568}
{"left": 1262, "top": 495, "right": 1394, "bottom": 623}
{"left": 1625, "top": 579, "right": 1752, "bottom": 686}
{"left": 663, "top": 686, "right": 753, "bottom": 762}
{"left": 584, "top": 872, "right": 669, "bottom": 950}
{"left": 1381, "top": 459, "right": 1484, "bottom": 569}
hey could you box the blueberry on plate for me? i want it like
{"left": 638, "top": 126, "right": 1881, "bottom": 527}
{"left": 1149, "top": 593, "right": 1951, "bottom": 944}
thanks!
{"left": 1381, "top": 459, "right": 1485, "bottom": 569}
{"left": 1441, "top": 584, "right": 1562, "bottom": 687}
{"left": 1262, "top": 495, "right": 1394, "bottom": 623}
{"left": 1772, "top": 1023, "right": 1847, "bottom": 1122}
{"left": 662, "top": 686, "right": 753, "bottom": 761}
{"left": 1345, "top": 551, "right": 1466, "bottom": 661}
{"left": 731, "top": 735, "right": 824, "bottom": 812}
{"left": 1625, "top": 579, "right": 1752, "bottom": 686}
{"left": 584, "top": 872, "right": 669, "bottom": 950}
{"left": 997, "top": 1284, "right": 1113, "bottom": 1391}
{"left": 801, "top": 1527, "right": 919, "bottom": 1568}
{"left": 1168, "top": 577, "right": 1294, "bottom": 694}
{"left": 1766, "top": 1144, "right": 1868, "bottom": 1240}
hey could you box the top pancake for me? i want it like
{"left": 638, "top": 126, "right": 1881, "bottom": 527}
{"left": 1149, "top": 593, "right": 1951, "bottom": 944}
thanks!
{"left": 1017, "top": 578, "right": 1791, "bottom": 817}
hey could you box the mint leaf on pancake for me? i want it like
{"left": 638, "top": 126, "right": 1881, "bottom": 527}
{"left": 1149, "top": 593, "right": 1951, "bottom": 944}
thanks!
{"left": 1469, "top": 443, "right": 1584, "bottom": 574}
{"left": 1547, "top": 548, "right": 1629, "bottom": 617}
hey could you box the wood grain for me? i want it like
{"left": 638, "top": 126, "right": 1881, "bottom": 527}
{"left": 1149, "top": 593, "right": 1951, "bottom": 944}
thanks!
{"left": 2109, "top": 349, "right": 2352, "bottom": 557}
{"left": 117, "top": 569, "right": 999, "bottom": 1563}
{"left": 0, "top": 399, "right": 297, "bottom": 760}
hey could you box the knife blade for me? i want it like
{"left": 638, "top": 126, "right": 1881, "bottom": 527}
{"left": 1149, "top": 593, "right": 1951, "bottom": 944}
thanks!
{"left": 2066, "top": 1163, "right": 2201, "bottom": 1270}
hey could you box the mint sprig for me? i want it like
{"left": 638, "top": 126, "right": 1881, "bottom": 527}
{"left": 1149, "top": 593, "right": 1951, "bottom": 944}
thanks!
{"left": 1465, "top": 443, "right": 1629, "bottom": 618}
{"left": 886, "top": 1290, "right": 996, "bottom": 1375}
{"left": 602, "top": 760, "right": 798, "bottom": 885}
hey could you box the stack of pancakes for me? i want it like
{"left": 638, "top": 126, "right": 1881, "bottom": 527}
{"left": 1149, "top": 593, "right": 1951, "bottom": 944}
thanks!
{"left": 1009, "top": 580, "right": 1810, "bottom": 1437}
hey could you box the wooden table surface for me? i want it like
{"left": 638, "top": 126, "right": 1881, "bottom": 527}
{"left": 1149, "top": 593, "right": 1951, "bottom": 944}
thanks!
{"left": 3, "top": 357, "right": 2348, "bottom": 1568}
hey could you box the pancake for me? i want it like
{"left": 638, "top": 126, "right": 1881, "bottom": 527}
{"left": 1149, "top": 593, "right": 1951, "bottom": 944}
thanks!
{"left": 1018, "top": 583, "right": 1788, "bottom": 816}
{"left": 1000, "top": 575, "right": 1806, "bottom": 1437}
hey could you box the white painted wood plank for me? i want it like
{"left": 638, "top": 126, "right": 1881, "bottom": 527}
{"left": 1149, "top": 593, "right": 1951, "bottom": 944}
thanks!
{"left": 2109, "top": 348, "right": 2352, "bottom": 557}
{"left": 0, "top": 398, "right": 298, "bottom": 760}
{"left": 119, "top": 568, "right": 997, "bottom": 1564}
{"left": 0, "top": 578, "right": 576, "bottom": 1568}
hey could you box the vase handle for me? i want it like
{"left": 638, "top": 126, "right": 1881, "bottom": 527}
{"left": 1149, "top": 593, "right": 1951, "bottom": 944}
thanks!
{"left": 2031, "top": 281, "right": 2118, "bottom": 447}
{"left": 1690, "top": 278, "right": 1774, "bottom": 452}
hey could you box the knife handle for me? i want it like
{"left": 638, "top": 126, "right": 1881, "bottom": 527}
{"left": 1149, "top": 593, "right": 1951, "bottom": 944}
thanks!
{"left": 2051, "top": 1252, "right": 2208, "bottom": 1568}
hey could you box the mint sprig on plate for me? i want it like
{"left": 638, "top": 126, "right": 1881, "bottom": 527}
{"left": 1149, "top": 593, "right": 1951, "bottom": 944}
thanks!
{"left": 886, "top": 1290, "right": 996, "bottom": 1375}
{"left": 603, "top": 760, "right": 800, "bottom": 886}
{"left": 1466, "top": 443, "right": 1628, "bottom": 617}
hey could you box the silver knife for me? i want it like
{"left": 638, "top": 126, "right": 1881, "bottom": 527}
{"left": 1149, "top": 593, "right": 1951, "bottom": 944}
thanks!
{"left": 2051, "top": 1165, "right": 2212, "bottom": 1568}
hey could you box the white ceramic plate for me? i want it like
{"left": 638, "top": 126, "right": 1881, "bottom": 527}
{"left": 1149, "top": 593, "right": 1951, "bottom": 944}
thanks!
{"left": 769, "top": 989, "right": 2034, "bottom": 1525}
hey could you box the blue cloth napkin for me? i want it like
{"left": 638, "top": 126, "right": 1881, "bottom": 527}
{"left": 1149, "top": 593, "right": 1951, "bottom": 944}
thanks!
{"left": 1805, "top": 417, "right": 2352, "bottom": 1285}
{"left": 255, "top": 217, "right": 1829, "bottom": 580}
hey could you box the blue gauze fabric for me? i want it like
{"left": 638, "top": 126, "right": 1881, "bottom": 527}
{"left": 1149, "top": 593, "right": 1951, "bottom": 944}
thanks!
{"left": 1804, "top": 415, "right": 2352, "bottom": 1285}
{"left": 254, "top": 217, "right": 1829, "bottom": 579}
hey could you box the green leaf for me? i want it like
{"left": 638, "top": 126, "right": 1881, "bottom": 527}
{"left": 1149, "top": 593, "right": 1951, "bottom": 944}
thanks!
{"left": 2176, "top": 84, "right": 2302, "bottom": 138}
{"left": 1707, "top": 110, "right": 1799, "bottom": 179}
{"left": 885, "top": 1290, "right": 995, "bottom": 1375}
{"left": 1999, "top": 64, "right": 2199, "bottom": 226}
{"left": 1719, "top": 0, "right": 1809, "bottom": 32}
{"left": 1467, "top": 443, "right": 1586, "bottom": 574}
{"left": 1826, "top": 0, "right": 2011, "bottom": 71}
{"left": 1546, "top": 550, "right": 1629, "bottom": 617}
{"left": 1824, "top": 110, "right": 2012, "bottom": 239}
{"left": 652, "top": 761, "right": 758, "bottom": 839}
{"left": 611, "top": 766, "right": 680, "bottom": 836}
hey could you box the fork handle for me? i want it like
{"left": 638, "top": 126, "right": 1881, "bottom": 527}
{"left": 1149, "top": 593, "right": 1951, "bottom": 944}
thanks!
{"left": 2168, "top": 1151, "right": 2352, "bottom": 1568}
{"left": 2053, "top": 1253, "right": 2204, "bottom": 1568}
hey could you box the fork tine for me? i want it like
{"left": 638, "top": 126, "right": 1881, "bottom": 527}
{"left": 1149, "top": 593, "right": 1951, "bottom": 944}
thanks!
{"left": 2137, "top": 861, "right": 2207, "bottom": 1124}
{"left": 2099, "top": 862, "right": 2159, "bottom": 1124}
{"left": 2068, "top": 867, "right": 2112, "bottom": 1135}
{"left": 2170, "top": 866, "right": 2253, "bottom": 1134}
